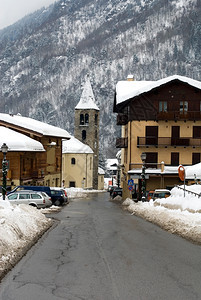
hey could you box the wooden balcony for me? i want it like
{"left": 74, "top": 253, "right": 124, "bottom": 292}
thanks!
{"left": 117, "top": 114, "right": 128, "bottom": 125}
{"left": 137, "top": 137, "right": 201, "bottom": 147}
{"left": 116, "top": 137, "right": 128, "bottom": 148}
{"left": 157, "top": 111, "right": 201, "bottom": 121}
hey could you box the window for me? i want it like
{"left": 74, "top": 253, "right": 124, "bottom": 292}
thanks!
{"left": 71, "top": 158, "right": 76, "bottom": 165}
{"left": 8, "top": 194, "right": 18, "bottom": 200}
{"left": 82, "top": 130, "right": 86, "bottom": 140}
{"left": 80, "top": 113, "right": 89, "bottom": 125}
{"left": 159, "top": 101, "right": 167, "bottom": 112}
{"left": 85, "top": 113, "right": 89, "bottom": 124}
{"left": 145, "top": 152, "right": 158, "bottom": 168}
{"left": 31, "top": 194, "right": 42, "bottom": 199}
{"left": 19, "top": 193, "right": 30, "bottom": 199}
{"left": 171, "top": 126, "right": 180, "bottom": 146}
{"left": 180, "top": 101, "right": 188, "bottom": 114}
{"left": 95, "top": 114, "right": 98, "bottom": 125}
{"left": 90, "top": 157, "right": 92, "bottom": 170}
{"left": 56, "top": 157, "right": 59, "bottom": 170}
{"left": 193, "top": 126, "right": 201, "bottom": 138}
{"left": 80, "top": 114, "right": 84, "bottom": 125}
{"left": 171, "top": 153, "right": 179, "bottom": 166}
{"left": 192, "top": 153, "right": 200, "bottom": 165}
{"left": 145, "top": 126, "right": 158, "bottom": 146}
{"left": 69, "top": 181, "right": 76, "bottom": 187}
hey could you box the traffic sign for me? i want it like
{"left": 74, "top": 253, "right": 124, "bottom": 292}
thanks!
{"left": 128, "top": 179, "right": 134, "bottom": 186}
{"left": 128, "top": 185, "right": 133, "bottom": 191}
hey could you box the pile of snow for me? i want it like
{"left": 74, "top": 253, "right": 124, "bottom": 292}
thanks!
{"left": 66, "top": 187, "right": 88, "bottom": 198}
{"left": 154, "top": 185, "right": 201, "bottom": 213}
{"left": 110, "top": 195, "right": 123, "bottom": 203}
{"left": 0, "top": 200, "right": 52, "bottom": 279}
{"left": 65, "top": 187, "right": 106, "bottom": 199}
{"left": 122, "top": 184, "right": 201, "bottom": 244}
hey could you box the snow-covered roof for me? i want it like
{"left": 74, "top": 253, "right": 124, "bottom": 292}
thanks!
{"left": 0, "top": 126, "right": 45, "bottom": 152}
{"left": 75, "top": 78, "right": 99, "bottom": 111}
{"left": 0, "top": 113, "right": 71, "bottom": 138}
{"left": 116, "top": 75, "right": 201, "bottom": 105}
{"left": 106, "top": 158, "right": 118, "bottom": 171}
{"left": 62, "top": 136, "right": 93, "bottom": 154}
{"left": 98, "top": 167, "right": 105, "bottom": 175}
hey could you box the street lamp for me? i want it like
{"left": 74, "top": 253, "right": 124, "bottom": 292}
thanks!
{"left": 1, "top": 143, "right": 8, "bottom": 200}
{"left": 141, "top": 152, "right": 146, "bottom": 201}
{"left": 117, "top": 152, "right": 121, "bottom": 188}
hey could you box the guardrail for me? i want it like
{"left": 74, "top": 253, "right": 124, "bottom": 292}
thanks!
{"left": 175, "top": 185, "right": 201, "bottom": 198}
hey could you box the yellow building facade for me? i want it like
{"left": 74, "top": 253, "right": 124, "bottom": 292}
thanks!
{"left": 114, "top": 75, "right": 201, "bottom": 199}
{"left": 62, "top": 137, "right": 93, "bottom": 189}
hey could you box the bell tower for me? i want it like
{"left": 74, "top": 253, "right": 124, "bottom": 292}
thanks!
{"left": 74, "top": 77, "right": 99, "bottom": 189}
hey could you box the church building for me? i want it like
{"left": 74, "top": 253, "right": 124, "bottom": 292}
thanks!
{"left": 74, "top": 77, "right": 100, "bottom": 189}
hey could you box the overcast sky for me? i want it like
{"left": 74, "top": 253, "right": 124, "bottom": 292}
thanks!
{"left": 0, "top": 0, "right": 57, "bottom": 30}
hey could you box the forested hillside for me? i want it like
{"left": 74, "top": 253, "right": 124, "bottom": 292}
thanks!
{"left": 0, "top": 0, "right": 200, "bottom": 157}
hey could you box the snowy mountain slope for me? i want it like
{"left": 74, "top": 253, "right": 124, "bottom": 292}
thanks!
{"left": 0, "top": 0, "right": 200, "bottom": 157}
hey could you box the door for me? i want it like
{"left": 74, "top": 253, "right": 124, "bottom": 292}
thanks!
{"left": 171, "top": 126, "right": 180, "bottom": 145}
{"left": 192, "top": 153, "right": 200, "bottom": 165}
{"left": 171, "top": 152, "right": 179, "bottom": 166}
{"left": 145, "top": 152, "right": 158, "bottom": 168}
{"left": 146, "top": 126, "right": 158, "bottom": 146}
{"left": 193, "top": 126, "right": 201, "bottom": 138}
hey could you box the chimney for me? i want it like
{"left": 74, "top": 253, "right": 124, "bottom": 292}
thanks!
{"left": 127, "top": 74, "right": 134, "bottom": 81}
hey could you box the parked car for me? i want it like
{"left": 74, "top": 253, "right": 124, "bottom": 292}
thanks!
{"left": 62, "top": 189, "right": 69, "bottom": 204}
{"left": 6, "top": 190, "right": 52, "bottom": 209}
{"left": 50, "top": 188, "right": 68, "bottom": 206}
{"left": 8, "top": 186, "right": 52, "bottom": 198}
{"left": 109, "top": 186, "right": 117, "bottom": 196}
{"left": 147, "top": 190, "right": 155, "bottom": 201}
{"left": 153, "top": 189, "right": 171, "bottom": 200}
{"left": 111, "top": 187, "right": 123, "bottom": 198}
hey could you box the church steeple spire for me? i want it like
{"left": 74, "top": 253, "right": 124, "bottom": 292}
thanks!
{"left": 75, "top": 76, "right": 99, "bottom": 111}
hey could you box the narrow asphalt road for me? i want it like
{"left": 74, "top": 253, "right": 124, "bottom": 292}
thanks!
{"left": 0, "top": 192, "right": 201, "bottom": 300}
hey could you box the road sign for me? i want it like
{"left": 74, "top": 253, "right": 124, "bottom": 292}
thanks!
{"left": 128, "top": 185, "right": 133, "bottom": 191}
{"left": 178, "top": 165, "right": 185, "bottom": 181}
{"left": 128, "top": 179, "right": 134, "bottom": 186}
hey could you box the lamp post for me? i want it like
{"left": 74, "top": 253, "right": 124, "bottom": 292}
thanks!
{"left": 141, "top": 152, "right": 146, "bottom": 202}
{"left": 117, "top": 153, "right": 121, "bottom": 188}
{"left": 1, "top": 143, "right": 8, "bottom": 200}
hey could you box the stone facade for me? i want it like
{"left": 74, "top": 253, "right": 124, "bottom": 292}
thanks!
{"left": 74, "top": 109, "right": 99, "bottom": 189}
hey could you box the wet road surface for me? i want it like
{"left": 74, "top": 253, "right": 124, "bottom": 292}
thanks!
{"left": 0, "top": 192, "right": 201, "bottom": 299}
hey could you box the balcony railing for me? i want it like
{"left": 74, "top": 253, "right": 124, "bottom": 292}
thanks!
{"left": 157, "top": 111, "right": 201, "bottom": 121}
{"left": 119, "top": 111, "right": 201, "bottom": 121}
{"left": 116, "top": 137, "right": 128, "bottom": 148}
{"left": 137, "top": 137, "right": 201, "bottom": 147}
{"left": 129, "top": 163, "right": 162, "bottom": 170}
